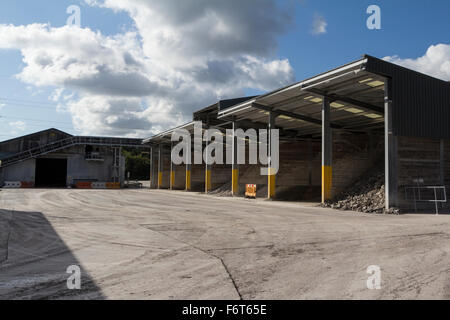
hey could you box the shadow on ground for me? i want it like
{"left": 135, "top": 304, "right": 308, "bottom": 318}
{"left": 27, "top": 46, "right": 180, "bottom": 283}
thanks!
{"left": 0, "top": 209, "right": 104, "bottom": 300}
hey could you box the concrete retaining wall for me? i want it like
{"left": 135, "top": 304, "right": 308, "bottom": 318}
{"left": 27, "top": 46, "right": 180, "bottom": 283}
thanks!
{"left": 331, "top": 132, "right": 384, "bottom": 198}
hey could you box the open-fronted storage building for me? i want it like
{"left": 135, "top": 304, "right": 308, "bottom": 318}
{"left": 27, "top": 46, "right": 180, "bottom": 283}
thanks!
{"left": 145, "top": 54, "right": 450, "bottom": 211}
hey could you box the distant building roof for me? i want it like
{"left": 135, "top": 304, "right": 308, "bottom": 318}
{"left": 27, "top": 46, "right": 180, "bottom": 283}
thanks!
{"left": 0, "top": 128, "right": 72, "bottom": 145}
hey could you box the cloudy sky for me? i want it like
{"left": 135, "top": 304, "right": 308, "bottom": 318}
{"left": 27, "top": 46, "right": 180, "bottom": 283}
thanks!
{"left": 0, "top": 0, "right": 449, "bottom": 140}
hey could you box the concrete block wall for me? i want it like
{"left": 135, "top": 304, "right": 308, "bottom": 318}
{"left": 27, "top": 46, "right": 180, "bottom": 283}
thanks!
{"left": 330, "top": 132, "right": 384, "bottom": 198}
{"left": 159, "top": 150, "right": 171, "bottom": 189}
{"left": 173, "top": 165, "right": 186, "bottom": 190}
{"left": 211, "top": 164, "right": 232, "bottom": 190}
{"left": 234, "top": 140, "right": 322, "bottom": 200}
{"left": 152, "top": 154, "right": 208, "bottom": 192}
{"left": 191, "top": 164, "right": 205, "bottom": 191}
{"left": 239, "top": 164, "right": 267, "bottom": 195}
{"left": 152, "top": 132, "right": 384, "bottom": 203}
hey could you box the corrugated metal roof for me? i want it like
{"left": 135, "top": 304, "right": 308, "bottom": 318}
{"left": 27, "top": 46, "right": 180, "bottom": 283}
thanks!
{"left": 218, "top": 54, "right": 450, "bottom": 140}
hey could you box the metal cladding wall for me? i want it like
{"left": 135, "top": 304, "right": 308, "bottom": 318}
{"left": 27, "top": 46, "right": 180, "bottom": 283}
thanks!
{"left": 365, "top": 55, "right": 450, "bottom": 139}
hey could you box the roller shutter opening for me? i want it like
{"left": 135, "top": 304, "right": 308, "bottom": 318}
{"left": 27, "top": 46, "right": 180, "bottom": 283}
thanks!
{"left": 35, "top": 158, "right": 67, "bottom": 188}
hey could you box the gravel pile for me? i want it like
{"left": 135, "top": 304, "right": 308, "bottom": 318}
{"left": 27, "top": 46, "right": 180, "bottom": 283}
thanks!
{"left": 209, "top": 182, "right": 232, "bottom": 197}
{"left": 322, "top": 164, "right": 399, "bottom": 214}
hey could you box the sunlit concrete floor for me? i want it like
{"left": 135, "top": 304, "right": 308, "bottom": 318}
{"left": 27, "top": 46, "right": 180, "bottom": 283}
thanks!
{"left": 1, "top": 188, "right": 450, "bottom": 300}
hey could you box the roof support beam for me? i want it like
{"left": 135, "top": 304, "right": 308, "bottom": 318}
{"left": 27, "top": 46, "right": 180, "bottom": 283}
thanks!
{"left": 385, "top": 78, "right": 398, "bottom": 210}
{"left": 304, "top": 88, "right": 384, "bottom": 114}
{"left": 322, "top": 97, "right": 333, "bottom": 203}
{"left": 253, "top": 103, "right": 342, "bottom": 129}
{"left": 158, "top": 144, "right": 163, "bottom": 189}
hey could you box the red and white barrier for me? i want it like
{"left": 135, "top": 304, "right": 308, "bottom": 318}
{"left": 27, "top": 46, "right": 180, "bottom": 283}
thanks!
{"left": 92, "top": 182, "right": 106, "bottom": 189}
{"left": 3, "top": 181, "right": 34, "bottom": 188}
{"left": 76, "top": 182, "right": 120, "bottom": 189}
{"left": 4, "top": 181, "right": 21, "bottom": 188}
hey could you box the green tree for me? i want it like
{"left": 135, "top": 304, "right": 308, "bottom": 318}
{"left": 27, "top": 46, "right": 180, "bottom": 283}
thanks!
{"left": 123, "top": 148, "right": 150, "bottom": 180}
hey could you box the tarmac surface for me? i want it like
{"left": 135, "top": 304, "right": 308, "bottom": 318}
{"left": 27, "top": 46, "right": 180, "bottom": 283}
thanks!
{"left": 1, "top": 188, "right": 450, "bottom": 300}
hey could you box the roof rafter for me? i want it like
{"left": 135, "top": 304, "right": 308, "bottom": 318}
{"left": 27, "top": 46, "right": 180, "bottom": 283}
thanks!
{"left": 303, "top": 88, "right": 384, "bottom": 114}
{"left": 253, "top": 103, "right": 342, "bottom": 129}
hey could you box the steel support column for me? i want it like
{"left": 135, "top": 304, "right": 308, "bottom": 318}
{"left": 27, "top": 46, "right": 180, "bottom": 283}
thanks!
{"left": 170, "top": 141, "right": 175, "bottom": 190}
{"left": 232, "top": 121, "right": 239, "bottom": 196}
{"left": 205, "top": 162, "right": 212, "bottom": 193}
{"left": 385, "top": 78, "right": 398, "bottom": 210}
{"left": 158, "top": 144, "right": 163, "bottom": 189}
{"left": 205, "top": 139, "right": 212, "bottom": 193}
{"left": 149, "top": 146, "right": 154, "bottom": 189}
{"left": 150, "top": 147, "right": 158, "bottom": 189}
{"left": 440, "top": 139, "right": 444, "bottom": 186}
{"left": 186, "top": 145, "right": 192, "bottom": 191}
{"left": 0, "top": 165, "right": 3, "bottom": 187}
{"left": 322, "top": 97, "right": 332, "bottom": 203}
{"left": 308, "top": 138, "right": 313, "bottom": 186}
{"left": 268, "top": 111, "right": 277, "bottom": 199}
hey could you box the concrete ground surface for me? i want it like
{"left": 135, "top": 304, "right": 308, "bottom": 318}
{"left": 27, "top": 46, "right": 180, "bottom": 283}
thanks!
{"left": 0, "top": 188, "right": 450, "bottom": 300}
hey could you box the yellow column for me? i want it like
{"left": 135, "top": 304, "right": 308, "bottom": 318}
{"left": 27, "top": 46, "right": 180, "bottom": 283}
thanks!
{"left": 322, "top": 97, "right": 333, "bottom": 203}
{"left": 268, "top": 168, "right": 276, "bottom": 199}
{"left": 158, "top": 144, "right": 163, "bottom": 189}
{"left": 186, "top": 168, "right": 191, "bottom": 191}
{"left": 205, "top": 167, "right": 212, "bottom": 193}
{"left": 231, "top": 120, "right": 240, "bottom": 196}
{"left": 170, "top": 171, "right": 175, "bottom": 190}
{"left": 322, "top": 166, "right": 332, "bottom": 202}
{"left": 170, "top": 141, "right": 175, "bottom": 190}
{"left": 232, "top": 169, "right": 239, "bottom": 196}
{"left": 158, "top": 172, "right": 163, "bottom": 189}
{"left": 267, "top": 111, "right": 277, "bottom": 200}
{"left": 186, "top": 144, "right": 192, "bottom": 191}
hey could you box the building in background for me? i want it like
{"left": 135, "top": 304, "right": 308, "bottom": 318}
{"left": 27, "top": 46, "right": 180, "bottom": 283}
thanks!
{"left": 0, "top": 128, "right": 146, "bottom": 188}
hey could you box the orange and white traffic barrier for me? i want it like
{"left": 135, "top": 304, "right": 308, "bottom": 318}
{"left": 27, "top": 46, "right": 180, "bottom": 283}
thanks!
{"left": 106, "top": 182, "right": 121, "bottom": 189}
{"left": 245, "top": 184, "right": 257, "bottom": 198}
{"left": 20, "top": 181, "right": 34, "bottom": 188}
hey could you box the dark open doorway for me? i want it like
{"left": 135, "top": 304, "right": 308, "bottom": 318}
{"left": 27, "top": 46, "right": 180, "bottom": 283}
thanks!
{"left": 35, "top": 158, "right": 67, "bottom": 188}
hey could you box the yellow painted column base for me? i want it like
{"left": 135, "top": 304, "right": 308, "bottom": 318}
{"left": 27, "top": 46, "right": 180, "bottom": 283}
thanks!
{"left": 322, "top": 165, "right": 333, "bottom": 203}
{"left": 170, "top": 171, "right": 175, "bottom": 190}
{"left": 232, "top": 169, "right": 239, "bottom": 195}
{"left": 268, "top": 168, "right": 276, "bottom": 199}
{"left": 186, "top": 169, "right": 191, "bottom": 191}
{"left": 158, "top": 172, "right": 163, "bottom": 189}
{"left": 205, "top": 169, "right": 212, "bottom": 193}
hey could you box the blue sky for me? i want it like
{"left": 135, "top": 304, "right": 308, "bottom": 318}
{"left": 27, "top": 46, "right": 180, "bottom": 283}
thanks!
{"left": 278, "top": 0, "right": 450, "bottom": 78}
{"left": 0, "top": 0, "right": 449, "bottom": 140}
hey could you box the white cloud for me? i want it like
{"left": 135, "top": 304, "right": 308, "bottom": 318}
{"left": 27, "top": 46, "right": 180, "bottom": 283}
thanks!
{"left": 384, "top": 44, "right": 450, "bottom": 81}
{"left": 9, "top": 120, "right": 26, "bottom": 132}
{"left": 312, "top": 14, "right": 327, "bottom": 35}
{"left": 0, "top": 0, "right": 295, "bottom": 137}
{"left": 0, "top": 103, "right": 5, "bottom": 111}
